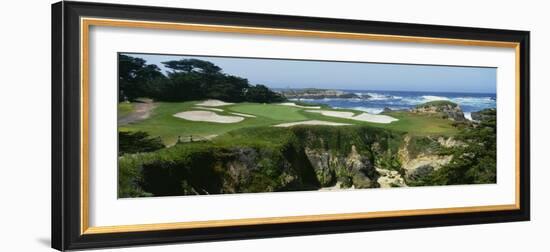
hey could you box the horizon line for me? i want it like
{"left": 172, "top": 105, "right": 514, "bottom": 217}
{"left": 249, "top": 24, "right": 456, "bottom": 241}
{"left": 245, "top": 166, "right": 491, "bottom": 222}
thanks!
{"left": 269, "top": 87, "right": 497, "bottom": 95}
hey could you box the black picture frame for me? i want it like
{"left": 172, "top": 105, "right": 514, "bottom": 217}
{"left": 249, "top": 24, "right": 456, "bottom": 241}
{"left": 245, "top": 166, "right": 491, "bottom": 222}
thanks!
{"left": 52, "top": 1, "right": 530, "bottom": 251}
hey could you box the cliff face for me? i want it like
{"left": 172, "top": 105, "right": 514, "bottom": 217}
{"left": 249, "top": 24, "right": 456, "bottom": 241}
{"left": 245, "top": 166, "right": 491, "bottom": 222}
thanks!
{"left": 396, "top": 136, "right": 461, "bottom": 183}
{"left": 122, "top": 127, "right": 457, "bottom": 197}
{"left": 305, "top": 145, "right": 378, "bottom": 189}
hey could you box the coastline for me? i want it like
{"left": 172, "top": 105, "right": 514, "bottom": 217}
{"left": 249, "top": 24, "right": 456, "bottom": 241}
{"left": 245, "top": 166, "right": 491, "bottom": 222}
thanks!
{"left": 281, "top": 89, "right": 496, "bottom": 117}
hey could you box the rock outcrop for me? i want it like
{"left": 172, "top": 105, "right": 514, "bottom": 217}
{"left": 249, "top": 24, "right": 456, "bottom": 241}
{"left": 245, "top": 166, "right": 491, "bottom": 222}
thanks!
{"left": 397, "top": 135, "right": 453, "bottom": 182}
{"left": 382, "top": 107, "right": 408, "bottom": 113}
{"left": 305, "top": 134, "right": 456, "bottom": 189}
{"left": 280, "top": 88, "right": 364, "bottom": 99}
{"left": 376, "top": 168, "right": 406, "bottom": 188}
{"left": 437, "top": 136, "right": 463, "bottom": 148}
{"left": 345, "top": 146, "right": 378, "bottom": 188}
{"left": 471, "top": 108, "right": 496, "bottom": 122}
{"left": 222, "top": 147, "right": 299, "bottom": 193}
{"left": 305, "top": 145, "right": 378, "bottom": 189}
{"left": 411, "top": 100, "right": 466, "bottom": 121}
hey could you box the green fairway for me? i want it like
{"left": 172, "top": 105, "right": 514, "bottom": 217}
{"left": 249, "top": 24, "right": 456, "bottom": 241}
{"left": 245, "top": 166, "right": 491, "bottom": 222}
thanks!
{"left": 119, "top": 101, "right": 459, "bottom": 145}
{"left": 380, "top": 111, "right": 459, "bottom": 136}
{"left": 228, "top": 103, "right": 308, "bottom": 121}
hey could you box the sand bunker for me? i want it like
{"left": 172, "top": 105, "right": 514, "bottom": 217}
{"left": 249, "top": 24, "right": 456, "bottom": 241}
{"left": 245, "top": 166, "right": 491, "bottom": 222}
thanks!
{"left": 230, "top": 112, "right": 256, "bottom": 118}
{"left": 173, "top": 111, "right": 244, "bottom": 123}
{"left": 353, "top": 113, "right": 398, "bottom": 124}
{"left": 274, "top": 120, "right": 351, "bottom": 127}
{"left": 193, "top": 106, "right": 224, "bottom": 112}
{"left": 306, "top": 110, "right": 398, "bottom": 124}
{"left": 196, "top": 99, "right": 234, "bottom": 107}
{"left": 278, "top": 102, "right": 321, "bottom": 109}
{"left": 307, "top": 110, "right": 354, "bottom": 118}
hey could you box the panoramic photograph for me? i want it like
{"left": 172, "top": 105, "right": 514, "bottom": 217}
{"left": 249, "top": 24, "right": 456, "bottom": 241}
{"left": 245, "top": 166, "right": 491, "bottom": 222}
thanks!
{"left": 117, "top": 53, "right": 497, "bottom": 198}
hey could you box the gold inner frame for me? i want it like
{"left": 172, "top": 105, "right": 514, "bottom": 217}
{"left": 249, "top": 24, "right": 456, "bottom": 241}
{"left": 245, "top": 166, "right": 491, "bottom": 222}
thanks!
{"left": 80, "top": 17, "right": 521, "bottom": 235}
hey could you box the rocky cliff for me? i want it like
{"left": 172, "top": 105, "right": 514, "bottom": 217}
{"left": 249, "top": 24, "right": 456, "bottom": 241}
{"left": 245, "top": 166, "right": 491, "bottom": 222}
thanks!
{"left": 120, "top": 126, "right": 458, "bottom": 197}
{"left": 305, "top": 145, "right": 378, "bottom": 189}
{"left": 471, "top": 108, "right": 496, "bottom": 122}
{"left": 411, "top": 100, "right": 466, "bottom": 121}
{"left": 397, "top": 136, "right": 455, "bottom": 182}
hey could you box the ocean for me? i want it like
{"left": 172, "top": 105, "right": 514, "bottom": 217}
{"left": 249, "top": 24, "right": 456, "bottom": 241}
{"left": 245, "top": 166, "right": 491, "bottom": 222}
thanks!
{"left": 292, "top": 90, "right": 496, "bottom": 120}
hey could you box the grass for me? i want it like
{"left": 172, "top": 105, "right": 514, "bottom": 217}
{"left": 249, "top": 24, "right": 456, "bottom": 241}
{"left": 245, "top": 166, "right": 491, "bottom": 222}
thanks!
{"left": 416, "top": 100, "right": 458, "bottom": 108}
{"left": 119, "top": 100, "right": 459, "bottom": 145}
{"left": 380, "top": 111, "right": 458, "bottom": 136}
{"left": 117, "top": 102, "right": 134, "bottom": 118}
{"left": 228, "top": 103, "right": 308, "bottom": 121}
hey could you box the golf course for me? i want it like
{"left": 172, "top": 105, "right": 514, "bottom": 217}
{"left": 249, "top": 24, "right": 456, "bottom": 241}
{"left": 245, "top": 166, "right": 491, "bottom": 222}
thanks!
{"left": 119, "top": 99, "right": 459, "bottom": 146}
{"left": 116, "top": 53, "right": 496, "bottom": 198}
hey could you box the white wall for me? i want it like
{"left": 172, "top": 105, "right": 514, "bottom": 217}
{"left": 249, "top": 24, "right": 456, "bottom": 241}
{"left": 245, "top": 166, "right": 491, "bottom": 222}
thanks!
{"left": 0, "top": 0, "right": 546, "bottom": 251}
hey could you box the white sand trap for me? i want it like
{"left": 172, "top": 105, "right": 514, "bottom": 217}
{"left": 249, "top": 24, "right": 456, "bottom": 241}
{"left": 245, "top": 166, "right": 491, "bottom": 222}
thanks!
{"left": 193, "top": 106, "right": 224, "bottom": 112}
{"left": 230, "top": 112, "right": 256, "bottom": 118}
{"left": 274, "top": 120, "right": 351, "bottom": 127}
{"left": 307, "top": 110, "right": 354, "bottom": 117}
{"left": 353, "top": 113, "right": 398, "bottom": 123}
{"left": 174, "top": 111, "right": 244, "bottom": 123}
{"left": 306, "top": 110, "right": 398, "bottom": 124}
{"left": 196, "top": 99, "right": 234, "bottom": 107}
{"left": 278, "top": 102, "right": 321, "bottom": 109}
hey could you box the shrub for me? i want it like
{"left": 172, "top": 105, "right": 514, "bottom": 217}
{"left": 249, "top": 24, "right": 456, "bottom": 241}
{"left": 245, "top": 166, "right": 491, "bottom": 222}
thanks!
{"left": 118, "top": 131, "right": 164, "bottom": 156}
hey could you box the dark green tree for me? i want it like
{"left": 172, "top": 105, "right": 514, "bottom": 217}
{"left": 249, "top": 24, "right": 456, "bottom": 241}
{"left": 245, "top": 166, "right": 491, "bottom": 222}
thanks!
{"left": 118, "top": 54, "right": 165, "bottom": 101}
{"left": 245, "top": 84, "right": 285, "bottom": 103}
{"left": 119, "top": 55, "right": 286, "bottom": 103}
{"left": 161, "top": 59, "right": 226, "bottom": 101}
{"left": 163, "top": 58, "right": 222, "bottom": 75}
{"left": 161, "top": 59, "right": 285, "bottom": 103}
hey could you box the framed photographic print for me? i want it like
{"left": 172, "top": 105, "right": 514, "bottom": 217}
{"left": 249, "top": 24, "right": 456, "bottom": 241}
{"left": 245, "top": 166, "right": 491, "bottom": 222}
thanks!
{"left": 51, "top": 1, "right": 530, "bottom": 251}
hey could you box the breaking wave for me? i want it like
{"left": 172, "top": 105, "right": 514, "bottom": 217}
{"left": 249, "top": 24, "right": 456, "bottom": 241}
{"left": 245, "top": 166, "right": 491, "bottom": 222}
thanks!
{"left": 363, "top": 92, "right": 403, "bottom": 101}
{"left": 289, "top": 90, "right": 496, "bottom": 113}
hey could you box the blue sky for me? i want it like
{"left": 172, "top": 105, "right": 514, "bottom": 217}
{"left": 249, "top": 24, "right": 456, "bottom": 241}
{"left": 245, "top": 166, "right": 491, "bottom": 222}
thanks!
{"left": 123, "top": 53, "right": 496, "bottom": 94}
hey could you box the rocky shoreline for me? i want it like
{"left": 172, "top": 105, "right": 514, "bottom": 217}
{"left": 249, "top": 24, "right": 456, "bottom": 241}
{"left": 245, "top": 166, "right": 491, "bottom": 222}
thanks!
{"left": 278, "top": 88, "right": 366, "bottom": 99}
{"left": 410, "top": 100, "right": 466, "bottom": 121}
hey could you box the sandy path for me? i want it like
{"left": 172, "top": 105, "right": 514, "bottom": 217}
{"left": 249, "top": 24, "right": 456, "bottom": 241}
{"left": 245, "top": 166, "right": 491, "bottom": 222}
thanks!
{"left": 173, "top": 111, "right": 244, "bottom": 123}
{"left": 278, "top": 102, "right": 321, "bottom": 109}
{"left": 274, "top": 120, "right": 351, "bottom": 127}
{"left": 118, "top": 100, "right": 155, "bottom": 125}
{"left": 306, "top": 110, "right": 398, "bottom": 124}
{"left": 196, "top": 99, "right": 234, "bottom": 107}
